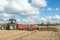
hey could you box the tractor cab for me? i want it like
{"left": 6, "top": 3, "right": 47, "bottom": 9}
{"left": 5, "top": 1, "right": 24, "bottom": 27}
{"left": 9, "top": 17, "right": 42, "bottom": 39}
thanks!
{"left": 9, "top": 19, "right": 16, "bottom": 24}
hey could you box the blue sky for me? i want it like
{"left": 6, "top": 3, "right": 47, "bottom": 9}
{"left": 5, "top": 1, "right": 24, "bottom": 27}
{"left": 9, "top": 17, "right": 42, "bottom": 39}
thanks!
{"left": 47, "top": 0, "right": 60, "bottom": 8}
{"left": 40, "top": 0, "right": 60, "bottom": 17}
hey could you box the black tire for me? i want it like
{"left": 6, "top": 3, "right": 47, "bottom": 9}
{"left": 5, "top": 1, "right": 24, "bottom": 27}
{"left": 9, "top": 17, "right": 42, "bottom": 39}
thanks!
{"left": 28, "top": 28, "right": 32, "bottom": 31}
{"left": 9, "top": 25, "right": 15, "bottom": 30}
{"left": 37, "top": 27, "right": 39, "bottom": 30}
{"left": 1, "top": 26, "right": 6, "bottom": 30}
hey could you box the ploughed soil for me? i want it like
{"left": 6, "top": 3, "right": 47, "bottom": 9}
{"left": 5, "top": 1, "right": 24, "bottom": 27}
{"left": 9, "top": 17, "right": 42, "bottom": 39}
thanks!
{"left": 0, "top": 26, "right": 60, "bottom": 40}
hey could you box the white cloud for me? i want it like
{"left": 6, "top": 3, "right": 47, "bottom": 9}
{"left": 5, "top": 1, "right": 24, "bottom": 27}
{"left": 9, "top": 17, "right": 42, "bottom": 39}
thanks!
{"left": 0, "top": 13, "right": 14, "bottom": 23}
{"left": 47, "top": 7, "right": 59, "bottom": 11}
{"left": 41, "top": 17, "right": 46, "bottom": 21}
{"left": 47, "top": 7, "right": 52, "bottom": 11}
{"left": 40, "top": 15, "right": 60, "bottom": 24}
{"left": 0, "top": 0, "right": 47, "bottom": 24}
{"left": 31, "top": 0, "right": 47, "bottom": 7}
{"left": 55, "top": 8, "right": 59, "bottom": 11}
{"left": 0, "top": 0, "right": 8, "bottom": 12}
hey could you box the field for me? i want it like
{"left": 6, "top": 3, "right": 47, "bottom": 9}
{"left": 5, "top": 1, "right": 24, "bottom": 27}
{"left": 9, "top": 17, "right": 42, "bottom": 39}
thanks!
{"left": 0, "top": 26, "right": 60, "bottom": 40}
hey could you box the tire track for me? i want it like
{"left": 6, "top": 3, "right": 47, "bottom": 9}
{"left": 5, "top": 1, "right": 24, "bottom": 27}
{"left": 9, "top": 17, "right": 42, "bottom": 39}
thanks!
{"left": 0, "top": 30, "right": 58, "bottom": 40}
{"left": 0, "top": 30, "right": 27, "bottom": 40}
{"left": 14, "top": 31, "right": 36, "bottom": 40}
{"left": 17, "top": 31, "right": 58, "bottom": 40}
{"left": 0, "top": 31, "right": 33, "bottom": 40}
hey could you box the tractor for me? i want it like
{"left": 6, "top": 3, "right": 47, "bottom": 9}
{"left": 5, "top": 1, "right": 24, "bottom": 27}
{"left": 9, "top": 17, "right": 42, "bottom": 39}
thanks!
{"left": 1, "top": 19, "right": 38, "bottom": 30}
{"left": 1, "top": 19, "right": 18, "bottom": 30}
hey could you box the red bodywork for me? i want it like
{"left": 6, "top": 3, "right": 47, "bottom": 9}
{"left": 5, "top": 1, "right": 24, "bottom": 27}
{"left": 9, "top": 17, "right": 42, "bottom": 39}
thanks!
{"left": 4, "top": 23, "right": 9, "bottom": 27}
{"left": 4, "top": 23, "right": 38, "bottom": 30}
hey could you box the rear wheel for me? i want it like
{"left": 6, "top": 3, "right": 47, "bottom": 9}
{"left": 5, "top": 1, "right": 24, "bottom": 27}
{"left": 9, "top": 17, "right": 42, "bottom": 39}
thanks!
{"left": 28, "top": 28, "right": 32, "bottom": 31}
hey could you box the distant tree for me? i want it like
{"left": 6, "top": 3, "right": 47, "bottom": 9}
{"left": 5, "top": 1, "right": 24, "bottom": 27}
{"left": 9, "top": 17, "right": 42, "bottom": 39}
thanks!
{"left": 47, "top": 22, "right": 51, "bottom": 24}
{"left": 41, "top": 22, "right": 44, "bottom": 26}
{"left": 47, "top": 22, "right": 51, "bottom": 26}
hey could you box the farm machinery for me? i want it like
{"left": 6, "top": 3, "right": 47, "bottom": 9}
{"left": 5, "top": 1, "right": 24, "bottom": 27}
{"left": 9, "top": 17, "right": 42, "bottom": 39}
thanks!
{"left": 0, "top": 19, "right": 57, "bottom": 31}
{"left": 1, "top": 19, "right": 38, "bottom": 31}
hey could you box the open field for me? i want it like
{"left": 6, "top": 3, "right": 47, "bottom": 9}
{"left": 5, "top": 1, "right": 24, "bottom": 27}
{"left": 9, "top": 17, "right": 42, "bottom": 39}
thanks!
{"left": 0, "top": 26, "right": 60, "bottom": 40}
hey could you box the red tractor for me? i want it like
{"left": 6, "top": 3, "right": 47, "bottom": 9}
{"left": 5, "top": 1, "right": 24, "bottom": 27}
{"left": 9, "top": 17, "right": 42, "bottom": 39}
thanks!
{"left": 1, "top": 19, "right": 38, "bottom": 30}
{"left": 1, "top": 19, "right": 18, "bottom": 30}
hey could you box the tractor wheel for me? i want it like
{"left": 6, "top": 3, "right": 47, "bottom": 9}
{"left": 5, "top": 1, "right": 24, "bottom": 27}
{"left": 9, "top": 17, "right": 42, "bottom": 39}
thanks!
{"left": 28, "top": 28, "right": 32, "bottom": 31}
{"left": 37, "top": 27, "right": 40, "bottom": 30}
{"left": 9, "top": 25, "right": 15, "bottom": 30}
{"left": 1, "top": 26, "right": 6, "bottom": 30}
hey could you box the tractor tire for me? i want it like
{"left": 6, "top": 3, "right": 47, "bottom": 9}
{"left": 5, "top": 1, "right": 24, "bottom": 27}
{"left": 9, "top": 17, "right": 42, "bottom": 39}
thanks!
{"left": 9, "top": 25, "right": 15, "bottom": 30}
{"left": 28, "top": 28, "right": 32, "bottom": 31}
{"left": 1, "top": 26, "right": 6, "bottom": 30}
{"left": 37, "top": 27, "right": 39, "bottom": 30}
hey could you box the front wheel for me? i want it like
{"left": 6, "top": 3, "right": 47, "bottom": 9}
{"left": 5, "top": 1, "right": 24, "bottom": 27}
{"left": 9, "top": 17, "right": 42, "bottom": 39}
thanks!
{"left": 1, "top": 26, "right": 6, "bottom": 30}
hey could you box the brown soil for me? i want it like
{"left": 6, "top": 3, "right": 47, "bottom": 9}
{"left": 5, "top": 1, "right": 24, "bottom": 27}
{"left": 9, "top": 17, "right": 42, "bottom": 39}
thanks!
{"left": 0, "top": 30, "right": 59, "bottom": 40}
{"left": 0, "top": 25, "right": 60, "bottom": 40}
